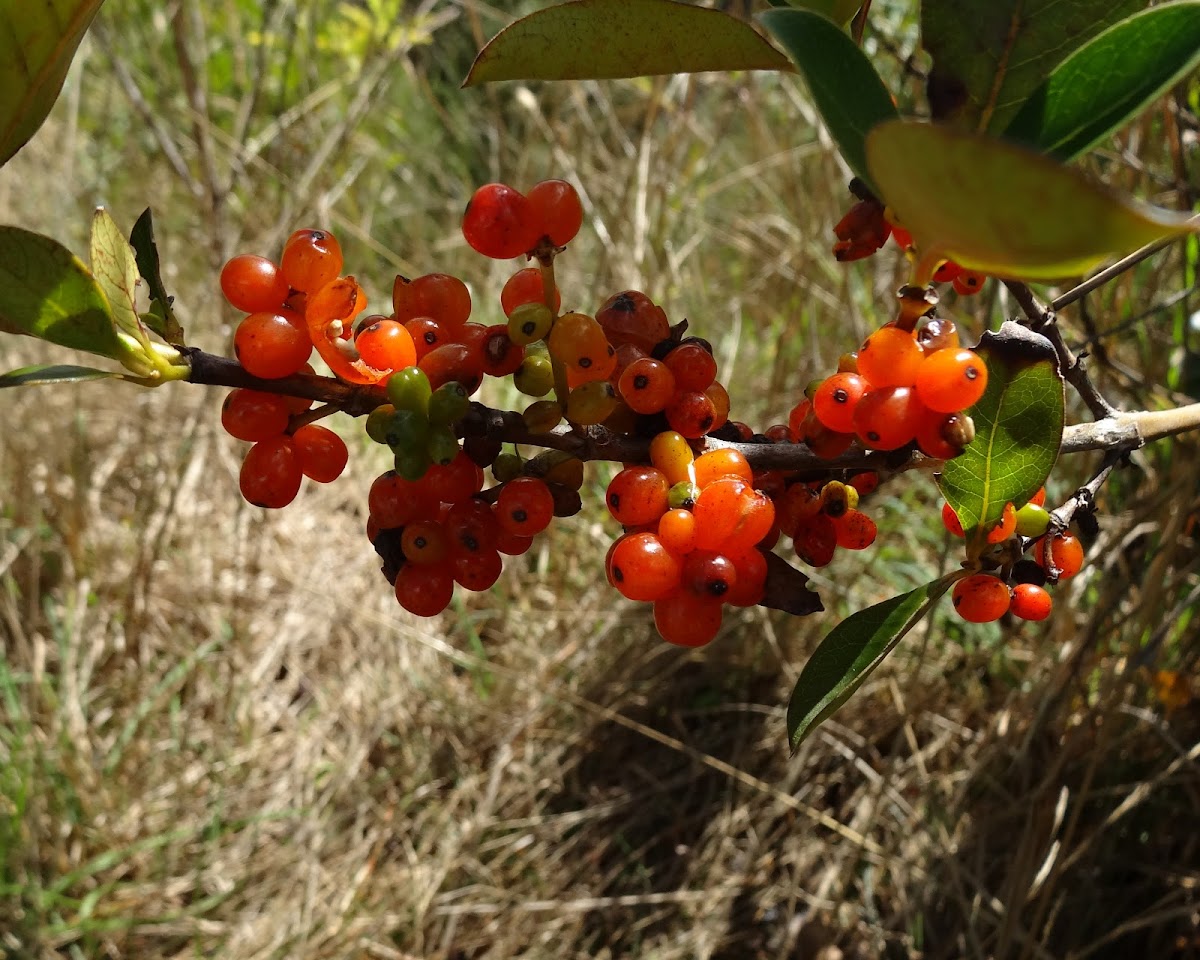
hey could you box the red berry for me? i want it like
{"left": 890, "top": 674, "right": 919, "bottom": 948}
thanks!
{"left": 495, "top": 477, "right": 554, "bottom": 537}
{"left": 500, "top": 266, "right": 561, "bottom": 317}
{"left": 527, "top": 178, "right": 584, "bottom": 246}
{"left": 608, "top": 533, "right": 682, "bottom": 602}
{"left": 952, "top": 574, "right": 1010, "bottom": 623}
{"left": 606, "top": 466, "right": 670, "bottom": 527}
{"left": 1032, "top": 531, "right": 1085, "bottom": 580}
{"left": 292, "top": 423, "right": 349, "bottom": 483}
{"left": 653, "top": 590, "right": 723, "bottom": 647}
{"left": 234, "top": 310, "right": 312, "bottom": 379}
{"left": 915, "top": 348, "right": 988, "bottom": 413}
{"left": 595, "top": 290, "right": 670, "bottom": 353}
{"left": 618, "top": 357, "right": 676, "bottom": 414}
{"left": 392, "top": 273, "right": 472, "bottom": 331}
{"left": 355, "top": 318, "right": 417, "bottom": 372}
{"left": 941, "top": 502, "right": 965, "bottom": 537}
{"left": 853, "top": 386, "right": 923, "bottom": 450}
{"left": 220, "top": 254, "right": 290, "bottom": 313}
{"left": 1010, "top": 583, "right": 1052, "bottom": 621}
{"left": 281, "top": 229, "right": 343, "bottom": 293}
{"left": 239, "top": 435, "right": 302, "bottom": 508}
{"left": 663, "top": 343, "right": 717, "bottom": 393}
{"left": 221, "top": 388, "right": 290, "bottom": 442}
{"left": 812, "top": 373, "right": 868, "bottom": 433}
{"left": 395, "top": 562, "right": 455, "bottom": 616}
{"left": 857, "top": 326, "right": 923, "bottom": 388}
{"left": 462, "top": 183, "right": 540, "bottom": 260}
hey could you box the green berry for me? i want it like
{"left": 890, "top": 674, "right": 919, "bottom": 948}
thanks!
{"left": 507, "top": 302, "right": 554, "bottom": 346}
{"left": 426, "top": 424, "right": 461, "bottom": 466}
{"left": 428, "top": 381, "right": 470, "bottom": 425}
{"left": 514, "top": 355, "right": 554, "bottom": 397}
{"left": 668, "top": 480, "right": 700, "bottom": 510}
{"left": 365, "top": 403, "right": 396, "bottom": 444}
{"left": 386, "top": 366, "right": 432, "bottom": 414}
{"left": 1015, "top": 502, "right": 1051, "bottom": 538}
{"left": 394, "top": 446, "right": 432, "bottom": 481}
{"left": 386, "top": 409, "right": 430, "bottom": 452}
{"left": 493, "top": 452, "right": 524, "bottom": 483}
{"left": 565, "top": 380, "right": 617, "bottom": 425}
{"left": 523, "top": 400, "right": 563, "bottom": 433}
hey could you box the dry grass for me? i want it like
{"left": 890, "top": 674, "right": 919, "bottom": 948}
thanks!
{"left": 1, "top": 3, "right": 1198, "bottom": 958}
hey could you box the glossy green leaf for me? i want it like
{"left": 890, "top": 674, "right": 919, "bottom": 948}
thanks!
{"left": 921, "top": 0, "right": 1143, "bottom": 133}
{"left": 787, "top": 574, "right": 959, "bottom": 748}
{"left": 1003, "top": 3, "right": 1200, "bottom": 161}
{"left": 760, "top": 8, "right": 897, "bottom": 191}
{"left": 0, "top": 0, "right": 105, "bottom": 167}
{"left": 463, "top": 0, "right": 793, "bottom": 85}
{"left": 0, "top": 363, "right": 123, "bottom": 389}
{"left": 0, "top": 226, "right": 125, "bottom": 357}
{"left": 130, "top": 208, "right": 185, "bottom": 345}
{"left": 939, "top": 323, "right": 1064, "bottom": 534}
{"left": 777, "top": 0, "right": 860, "bottom": 25}
{"left": 866, "top": 120, "right": 1199, "bottom": 280}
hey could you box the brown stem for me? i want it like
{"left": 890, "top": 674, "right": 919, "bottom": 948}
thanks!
{"left": 1003, "top": 280, "right": 1117, "bottom": 419}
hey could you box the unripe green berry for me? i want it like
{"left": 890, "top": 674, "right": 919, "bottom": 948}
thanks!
{"left": 508, "top": 302, "right": 554, "bottom": 346}
{"left": 565, "top": 380, "right": 617, "bottom": 425}
{"left": 426, "top": 424, "right": 460, "bottom": 466}
{"left": 366, "top": 404, "right": 396, "bottom": 444}
{"left": 394, "top": 446, "right": 431, "bottom": 481}
{"left": 523, "top": 400, "right": 563, "bottom": 433}
{"left": 386, "top": 366, "right": 432, "bottom": 414}
{"left": 386, "top": 409, "right": 430, "bottom": 452}
{"left": 514, "top": 354, "right": 554, "bottom": 397}
{"left": 492, "top": 452, "right": 524, "bottom": 483}
{"left": 668, "top": 480, "right": 700, "bottom": 510}
{"left": 1015, "top": 502, "right": 1051, "bottom": 538}
{"left": 428, "top": 381, "right": 470, "bottom": 425}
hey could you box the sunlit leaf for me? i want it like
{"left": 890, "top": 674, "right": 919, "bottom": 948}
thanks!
{"left": 939, "top": 323, "right": 1064, "bottom": 535}
{"left": 787, "top": 574, "right": 959, "bottom": 748}
{"left": 866, "top": 120, "right": 1199, "bottom": 280}
{"left": 760, "top": 7, "right": 897, "bottom": 191}
{"left": 0, "top": 226, "right": 125, "bottom": 358}
{"left": 1003, "top": 3, "right": 1200, "bottom": 161}
{"left": 0, "top": 0, "right": 106, "bottom": 167}
{"left": 0, "top": 363, "right": 123, "bottom": 389}
{"left": 921, "top": 0, "right": 1143, "bottom": 132}
{"left": 130, "top": 208, "right": 185, "bottom": 345}
{"left": 463, "top": 0, "right": 793, "bottom": 85}
{"left": 90, "top": 207, "right": 150, "bottom": 351}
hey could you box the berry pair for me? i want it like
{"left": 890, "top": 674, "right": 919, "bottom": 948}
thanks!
{"left": 462, "top": 179, "right": 584, "bottom": 259}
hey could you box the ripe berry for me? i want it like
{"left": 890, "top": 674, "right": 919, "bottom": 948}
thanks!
{"left": 812, "top": 373, "right": 868, "bottom": 433}
{"left": 692, "top": 477, "right": 752, "bottom": 551}
{"left": 527, "top": 178, "right": 584, "bottom": 246}
{"left": 392, "top": 273, "right": 472, "bottom": 330}
{"left": 941, "top": 502, "right": 965, "bottom": 537}
{"left": 986, "top": 502, "right": 1017, "bottom": 544}
{"left": 355, "top": 318, "right": 417, "bottom": 372}
{"left": 1032, "top": 531, "right": 1085, "bottom": 580}
{"left": 281, "top": 229, "right": 343, "bottom": 293}
{"left": 618, "top": 357, "right": 676, "bottom": 414}
{"left": 608, "top": 533, "right": 681, "bottom": 602}
{"left": 234, "top": 310, "right": 312, "bottom": 379}
{"left": 405, "top": 317, "right": 449, "bottom": 362}
{"left": 915, "top": 348, "right": 988, "bottom": 413}
{"left": 683, "top": 551, "right": 738, "bottom": 599}
{"left": 395, "top": 562, "right": 455, "bottom": 616}
{"left": 606, "top": 466, "right": 670, "bottom": 526}
{"left": 952, "top": 271, "right": 986, "bottom": 296}
{"left": 665, "top": 391, "right": 716, "bottom": 439}
{"left": 834, "top": 509, "right": 877, "bottom": 550}
{"left": 692, "top": 448, "right": 751, "bottom": 488}
{"left": 857, "top": 327, "right": 922, "bottom": 387}
{"left": 501, "top": 266, "right": 561, "bottom": 316}
{"left": 462, "top": 183, "right": 540, "bottom": 259}
{"left": 952, "top": 574, "right": 1010, "bottom": 623}
{"left": 402, "top": 521, "right": 450, "bottom": 566}
{"left": 221, "top": 389, "right": 290, "bottom": 442}
{"left": 916, "top": 317, "right": 960, "bottom": 354}
{"left": 653, "top": 590, "right": 723, "bottom": 647}
{"left": 240, "top": 435, "right": 302, "bottom": 508}
{"left": 220, "top": 255, "right": 290, "bottom": 314}
{"left": 495, "top": 477, "right": 554, "bottom": 537}
{"left": 1010, "top": 583, "right": 1052, "bottom": 621}
{"left": 658, "top": 508, "right": 698, "bottom": 555}
{"left": 292, "top": 424, "right": 349, "bottom": 482}
{"left": 793, "top": 514, "right": 837, "bottom": 567}
{"left": 547, "top": 312, "right": 612, "bottom": 378}
{"left": 595, "top": 290, "right": 670, "bottom": 353}
{"left": 453, "top": 548, "right": 504, "bottom": 591}
{"left": 725, "top": 548, "right": 768, "bottom": 607}
{"left": 663, "top": 343, "right": 717, "bottom": 392}
{"left": 853, "top": 386, "right": 923, "bottom": 450}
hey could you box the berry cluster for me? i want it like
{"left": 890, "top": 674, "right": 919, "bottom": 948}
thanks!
{"left": 942, "top": 488, "right": 1086, "bottom": 623}
{"left": 214, "top": 172, "right": 1003, "bottom": 648}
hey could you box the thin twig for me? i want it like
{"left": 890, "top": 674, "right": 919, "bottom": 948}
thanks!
{"left": 1004, "top": 280, "right": 1117, "bottom": 419}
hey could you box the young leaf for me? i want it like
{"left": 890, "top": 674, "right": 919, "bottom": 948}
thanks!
{"left": 463, "top": 0, "right": 793, "bottom": 86}
{"left": 938, "top": 323, "right": 1064, "bottom": 533}
{"left": 0, "top": 226, "right": 125, "bottom": 358}
{"left": 759, "top": 7, "right": 896, "bottom": 192}
{"left": 865, "top": 120, "right": 1199, "bottom": 280}
{"left": 1002, "top": 3, "right": 1200, "bottom": 162}
{"left": 0, "top": 363, "right": 124, "bottom": 389}
{"left": 129, "top": 208, "right": 185, "bottom": 345}
{"left": 0, "top": 0, "right": 106, "bottom": 167}
{"left": 787, "top": 574, "right": 960, "bottom": 748}
{"left": 90, "top": 207, "right": 150, "bottom": 352}
{"left": 920, "top": 0, "right": 1143, "bottom": 133}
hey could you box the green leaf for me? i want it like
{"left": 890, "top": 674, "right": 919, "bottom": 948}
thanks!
{"left": 759, "top": 8, "right": 897, "bottom": 191}
{"left": 0, "top": 226, "right": 125, "bottom": 357}
{"left": 0, "top": 363, "right": 123, "bottom": 389}
{"left": 778, "top": 0, "right": 860, "bottom": 25}
{"left": 938, "top": 323, "right": 1064, "bottom": 534}
{"left": 463, "top": 0, "right": 793, "bottom": 85}
{"left": 865, "top": 120, "right": 1200, "bottom": 280}
{"left": 0, "top": 0, "right": 106, "bottom": 167}
{"left": 787, "top": 574, "right": 960, "bottom": 748}
{"left": 1003, "top": 3, "right": 1200, "bottom": 162}
{"left": 129, "top": 208, "right": 185, "bottom": 345}
{"left": 90, "top": 208, "right": 149, "bottom": 351}
{"left": 921, "top": 0, "right": 1144, "bottom": 133}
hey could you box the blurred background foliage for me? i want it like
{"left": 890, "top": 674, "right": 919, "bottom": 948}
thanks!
{"left": 0, "top": 1, "right": 1197, "bottom": 958}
